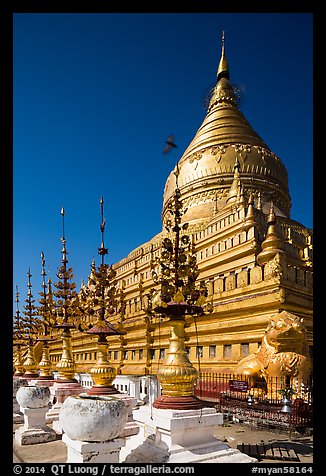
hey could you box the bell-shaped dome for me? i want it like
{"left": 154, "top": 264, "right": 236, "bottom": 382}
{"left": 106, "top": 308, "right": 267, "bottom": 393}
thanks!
{"left": 162, "top": 33, "right": 291, "bottom": 225}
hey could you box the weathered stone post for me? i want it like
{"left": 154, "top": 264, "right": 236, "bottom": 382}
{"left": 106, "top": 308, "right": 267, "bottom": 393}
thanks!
{"left": 14, "top": 385, "right": 57, "bottom": 445}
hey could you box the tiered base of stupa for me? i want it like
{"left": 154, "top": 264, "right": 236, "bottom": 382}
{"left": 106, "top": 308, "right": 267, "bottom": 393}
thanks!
{"left": 120, "top": 404, "right": 257, "bottom": 463}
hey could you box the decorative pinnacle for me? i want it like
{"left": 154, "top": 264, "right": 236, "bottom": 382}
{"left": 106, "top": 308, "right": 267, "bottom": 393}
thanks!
{"left": 48, "top": 277, "right": 52, "bottom": 293}
{"left": 217, "top": 30, "right": 229, "bottom": 81}
{"left": 173, "top": 161, "right": 181, "bottom": 190}
{"left": 268, "top": 201, "right": 276, "bottom": 223}
{"left": 257, "top": 200, "right": 283, "bottom": 267}
{"left": 61, "top": 206, "right": 65, "bottom": 239}
{"left": 60, "top": 207, "right": 68, "bottom": 264}
{"left": 41, "top": 251, "right": 47, "bottom": 292}
{"left": 226, "top": 157, "right": 241, "bottom": 205}
{"left": 27, "top": 268, "right": 32, "bottom": 296}
{"left": 15, "top": 285, "right": 21, "bottom": 320}
{"left": 15, "top": 284, "right": 20, "bottom": 305}
{"left": 39, "top": 251, "right": 51, "bottom": 337}
{"left": 98, "top": 196, "right": 108, "bottom": 261}
{"left": 13, "top": 285, "right": 23, "bottom": 346}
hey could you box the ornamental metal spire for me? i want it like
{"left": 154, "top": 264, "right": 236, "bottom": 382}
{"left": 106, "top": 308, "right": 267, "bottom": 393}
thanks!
{"left": 98, "top": 196, "right": 108, "bottom": 265}
{"left": 54, "top": 207, "right": 80, "bottom": 327}
{"left": 23, "top": 269, "right": 40, "bottom": 339}
{"left": 13, "top": 285, "right": 22, "bottom": 338}
{"left": 40, "top": 252, "right": 49, "bottom": 335}
{"left": 53, "top": 207, "right": 81, "bottom": 382}
{"left": 60, "top": 206, "right": 68, "bottom": 267}
{"left": 78, "top": 197, "right": 124, "bottom": 395}
{"left": 217, "top": 30, "right": 230, "bottom": 81}
{"left": 147, "top": 160, "right": 210, "bottom": 410}
{"left": 80, "top": 197, "right": 120, "bottom": 325}
{"left": 21, "top": 269, "right": 40, "bottom": 378}
{"left": 13, "top": 285, "right": 25, "bottom": 377}
{"left": 149, "top": 160, "right": 207, "bottom": 313}
{"left": 36, "top": 251, "right": 55, "bottom": 379}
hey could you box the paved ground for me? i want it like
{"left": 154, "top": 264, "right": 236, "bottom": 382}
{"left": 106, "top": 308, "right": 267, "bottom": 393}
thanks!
{"left": 213, "top": 422, "right": 313, "bottom": 463}
{"left": 13, "top": 420, "right": 313, "bottom": 464}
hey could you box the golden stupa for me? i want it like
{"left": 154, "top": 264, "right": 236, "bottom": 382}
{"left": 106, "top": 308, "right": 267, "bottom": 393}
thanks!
{"left": 39, "top": 34, "right": 312, "bottom": 381}
{"left": 163, "top": 33, "right": 290, "bottom": 227}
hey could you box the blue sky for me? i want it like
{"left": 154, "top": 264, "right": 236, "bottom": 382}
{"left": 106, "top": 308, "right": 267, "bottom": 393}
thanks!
{"left": 13, "top": 13, "right": 313, "bottom": 307}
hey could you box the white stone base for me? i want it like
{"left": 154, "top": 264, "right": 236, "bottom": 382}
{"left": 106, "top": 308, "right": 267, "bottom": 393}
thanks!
{"left": 22, "top": 407, "right": 49, "bottom": 429}
{"left": 122, "top": 421, "right": 140, "bottom": 438}
{"left": 120, "top": 405, "right": 257, "bottom": 463}
{"left": 15, "top": 426, "right": 57, "bottom": 445}
{"left": 46, "top": 406, "right": 60, "bottom": 424}
{"left": 13, "top": 412, "right": 24, "bottom": 424}
{"left": 13, "top": 398, "right": 23, "bottom": 423}
{"left": 15, "top": 407, "right": 57, "bottom": 445}
{"left": 62, "top": 433, "right": 126, "bottom": 463}
{"left": 13, "top": 399, "right": 21, "bottom": 414}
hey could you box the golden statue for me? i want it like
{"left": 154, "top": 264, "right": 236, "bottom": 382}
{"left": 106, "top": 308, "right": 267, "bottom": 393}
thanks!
{"left": 235, "top": 310, "right": 312, "bottom": 399}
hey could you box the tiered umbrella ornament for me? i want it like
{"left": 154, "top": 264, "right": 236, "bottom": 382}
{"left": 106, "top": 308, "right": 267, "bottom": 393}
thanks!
{"left": 20, "top": 269, "right": 42, "bottom": 378}
{"left": 13, "top": 286, "right": 26, "bottom": 377}
{"left": 52, "top": 207, "right": 82, "bottom": 382}
{"left": 36, "top": 252, "right": 56, "bottom": 379}
{"left": 78, "top": 197, "right": 124, "bottom": 394}
{"left": 147, "top": 163, "right": 211, "bottom": 409}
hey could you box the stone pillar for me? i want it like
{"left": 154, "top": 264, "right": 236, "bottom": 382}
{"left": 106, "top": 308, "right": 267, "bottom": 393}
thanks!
{"left": 128, "top": 376, "right": 141, "bottom": 402}
{"left": 139, "top": 377, "right": 149, "bottom": 403}
{"left": 14, "top": 385, "right": 57, "bottom": 445}
{"left": 149, "top": 375, "right": 161, "bottom": 403}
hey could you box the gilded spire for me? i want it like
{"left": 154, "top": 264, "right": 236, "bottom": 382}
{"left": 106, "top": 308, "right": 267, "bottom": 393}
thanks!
{"left": 243, "top": 193, "right": 257, "bottom": 230}
{"left": 226, "top": 157, "right": 241, "bottom": 205}
{"left": 207, "top": 31, "right": 238, "bottom": 112}
{"left": 217, "top": 31, "right": 230, "bottom": 81}
{"left": 13, "top": 285, "right": 25, "bottom": 376}
{"left": 257, "top": 202, "right": 283, "bottom": 266}
{"left": 60, "top": 206, "right": 68, "bottom": 266}
{"left": 236, "top": 182, "right": 246, "bottom": 208}
{"left": 98, "top": 196, "right": 108, "bottom": 264}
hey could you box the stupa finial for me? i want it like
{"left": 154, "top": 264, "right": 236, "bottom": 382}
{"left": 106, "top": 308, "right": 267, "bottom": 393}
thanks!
{"left": 217, "top": 30, "right": 230, "bottom": 81}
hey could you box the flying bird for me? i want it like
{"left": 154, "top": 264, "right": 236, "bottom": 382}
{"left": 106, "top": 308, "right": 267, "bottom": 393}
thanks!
{"left": 163, "top": 135, "right": 177, "bottom": 154}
